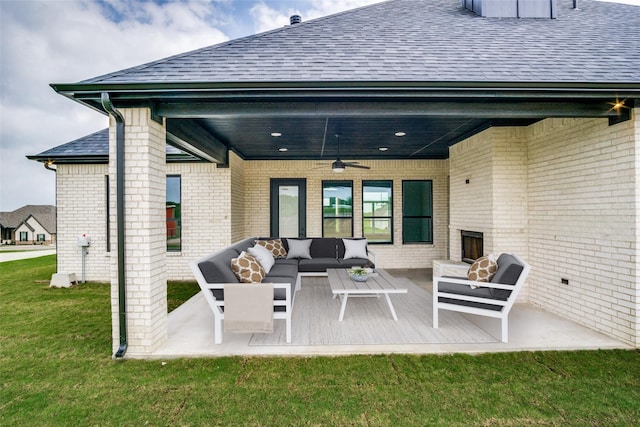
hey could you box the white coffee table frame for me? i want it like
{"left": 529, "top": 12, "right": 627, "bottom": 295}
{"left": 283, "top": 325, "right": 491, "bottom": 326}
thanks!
{"left": 327, "top": 268, "right": 408, "bottom": 321}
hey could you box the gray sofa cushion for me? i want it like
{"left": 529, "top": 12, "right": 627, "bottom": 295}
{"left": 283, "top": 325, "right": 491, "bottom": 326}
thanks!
{"left": 310, "top": 238, "right": 338, "bottom": 258}
{"left": 298, "top": 258, "right": 342, "bottom": 272}
{"left": 490, "top": 253, "right": 524, "bottom": 299}
{"left": 438, "top": 297, "right": 503, "bottom": 311}
{"left": 274, "top": 258, "right": 299, "bottom": 267}
{"left": 437, "top": 280, "right": 505, "bottom": 311}
{"left": 438, "top": 280, "right": 503, "bottom": 300}
{"left": 198, "top": 249, "right": 240, "bottom": 284}
{"left": 261, "top": 276, "right": 296, "bottom": 302}
{"left": 339, "top": 258, "right": 371, "bottom": 268}
{"left": 267, "top": 262, "right": 299, "bottom": 279}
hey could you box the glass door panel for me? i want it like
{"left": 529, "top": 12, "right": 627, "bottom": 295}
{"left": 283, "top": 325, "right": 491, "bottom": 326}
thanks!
{"left": 270, "top": 179, "right": 306, "bottom": 237}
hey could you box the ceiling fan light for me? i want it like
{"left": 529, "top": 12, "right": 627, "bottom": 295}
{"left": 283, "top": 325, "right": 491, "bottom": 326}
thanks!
{"left": 332, "top": 166, "right": 345, "bottom": 173}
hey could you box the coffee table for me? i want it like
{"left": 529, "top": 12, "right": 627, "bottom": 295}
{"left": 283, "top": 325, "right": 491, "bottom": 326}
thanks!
{"left": 327, "top": 268, "right": 408, "bottom": 321}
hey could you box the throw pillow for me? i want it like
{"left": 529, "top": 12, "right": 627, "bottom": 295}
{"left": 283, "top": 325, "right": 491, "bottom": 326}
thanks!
{"left": 467, "top": 254, "right": 497, "bottom": 288}
{"left": 255, "top": 238, "right": 287, "bottom": 258}
{"left": 343, "top": 238, "right": 368, "bottom": 260}
{"left": 231, "top": 251, "right": 266, "bottom": 283}
{"left": 286, "top": 239, "right": 312, "bottom": 259}
{"left": 247, "top": 244, "right": 275, "bottom": 274}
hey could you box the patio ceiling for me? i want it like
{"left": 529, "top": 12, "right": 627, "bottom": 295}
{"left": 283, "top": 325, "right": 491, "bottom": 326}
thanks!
{"left": 191, "top": 116, "right": 512, "bottom": 161}
{"left": 54, "top": 82, "right": 636, "bottom": 165}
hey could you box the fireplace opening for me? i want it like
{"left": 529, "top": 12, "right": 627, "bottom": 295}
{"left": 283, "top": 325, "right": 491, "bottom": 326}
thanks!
{"left": 461, "top": 231, "right": 483, "bottom": 263}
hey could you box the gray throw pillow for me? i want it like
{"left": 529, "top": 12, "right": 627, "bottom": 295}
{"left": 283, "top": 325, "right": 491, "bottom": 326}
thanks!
{"left": 286, "top": 239, "right": 312, "bottom": 259}
{"left": 343, "top": 238, "right": 368, "bottom": 259}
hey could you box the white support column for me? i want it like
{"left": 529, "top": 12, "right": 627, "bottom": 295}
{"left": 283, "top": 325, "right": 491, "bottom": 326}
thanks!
{"left": 109, "top": 108, "right": 167, "bottom": 356}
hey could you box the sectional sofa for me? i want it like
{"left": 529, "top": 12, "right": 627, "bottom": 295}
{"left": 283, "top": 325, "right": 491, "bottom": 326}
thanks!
{"left": 189, "top": 237, "right": 376, "bottom": 343}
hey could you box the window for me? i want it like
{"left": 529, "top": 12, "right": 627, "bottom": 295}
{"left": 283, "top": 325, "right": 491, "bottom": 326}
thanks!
{"left": 19, "top": 231, "right": 28, "bottom": 242}
{"left": 166, "top": 175, "right": 181, "bottom": 252}
{"left": 402, "top": 180, "right": 433, "bottom": 244}
{"left": 37, "top": 234, "right": 45, "bottom": 242}
{"left": 363, "top": 180, "right": 392, "bottom": 243}
{"left": 322, "top": 181, "right": 352, "bottom": 237}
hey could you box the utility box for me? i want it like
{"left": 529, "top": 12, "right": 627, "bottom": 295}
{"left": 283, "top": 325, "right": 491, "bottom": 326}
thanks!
{"left": 50, "top": 272, "right": 78, "bottom": 288}
{"left": 77, "top": 234, "right": 91, "bottom": 247}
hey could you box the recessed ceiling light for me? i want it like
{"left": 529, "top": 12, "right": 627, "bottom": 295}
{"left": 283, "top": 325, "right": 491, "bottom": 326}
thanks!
{"left": 379, "top": 147, "right": 388, "bottom": 151}
{"left": 278, "top": 147, "right": 288, "bottom": 152}
{"left": 395, "top": 131, "right": 406, "bottom": 137}
{"left": 271, "top": 132, "right": 282, "bottom": 137}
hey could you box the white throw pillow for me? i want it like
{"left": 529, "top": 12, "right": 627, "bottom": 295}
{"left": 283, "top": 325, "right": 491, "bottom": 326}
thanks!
{"left": 286, "top": 239, "right": 312, "bottom": 259}
{"left": 343, "top": 238, "right": 368, "bottom": 259}
{"left": 248, "top": 244, "right": 275, "bottom": 274}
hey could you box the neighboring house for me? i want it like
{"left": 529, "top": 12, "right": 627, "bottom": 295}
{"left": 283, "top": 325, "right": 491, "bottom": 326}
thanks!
{"left": 29, "top": 0, "right": 639, "bottom": 357}
{"left": 0, "top": 205, "right": 56, "bottom": 245}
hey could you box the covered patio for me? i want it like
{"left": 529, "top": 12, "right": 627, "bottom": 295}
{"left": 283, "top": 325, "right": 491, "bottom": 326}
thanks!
{"left": 153, "top": 270, "right": 630, "bottom": 358}
{"left": 35, "top": 0, "right": 640, "bottom": 358}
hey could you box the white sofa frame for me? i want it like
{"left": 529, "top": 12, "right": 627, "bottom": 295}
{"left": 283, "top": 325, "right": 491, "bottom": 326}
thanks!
{"left": 433, "top": 254, "right": 531, "bottom": 343}
{"left": 189, "top": 246, "right": 375, "bottom": 345}
{"left": 190, "top": 256, "right": 297, "bottom": 344}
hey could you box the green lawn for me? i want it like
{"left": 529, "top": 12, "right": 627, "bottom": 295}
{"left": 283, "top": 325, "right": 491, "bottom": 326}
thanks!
{"left": 1, "top": 256, "right": 639, "bottom": 426}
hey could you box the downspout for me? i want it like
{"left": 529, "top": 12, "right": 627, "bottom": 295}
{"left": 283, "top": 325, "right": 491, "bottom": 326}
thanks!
{"left": 101, "top": 93, "right": 127, "bottom": 359}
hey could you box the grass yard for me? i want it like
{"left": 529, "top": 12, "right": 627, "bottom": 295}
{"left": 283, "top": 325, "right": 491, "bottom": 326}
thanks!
{"left": 1, "top": 256, "right": 639, "bottom": 426}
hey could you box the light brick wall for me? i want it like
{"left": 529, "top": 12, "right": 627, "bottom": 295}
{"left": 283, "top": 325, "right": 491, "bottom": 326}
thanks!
{"left": 449, "top": 130, "right": 495, "bottom": 259}
{"left": 109, "top": 108, "right": 167, "bottom": 356}
{"left": 230, "top": 152, "right": 246, "bottom": 243}
{"left": 635, "top": 109, "right": 640, "bottom": 346}
{"left": 527, "top": 115, "right": 638, "bottom": 346}
{"left": 165, "top": 161, "right": 234, "bottom": 280}
{"left": 55, "top": 164, "right": 111, "bottom": 281}
{"left": 449, "top": 113, "right": 639, "bottom": 346}
{"left": 242, "top": 159, "right": 449, "bottom": 268}
{"left": 449, "top": 127, "right": 529, "bottom": 299}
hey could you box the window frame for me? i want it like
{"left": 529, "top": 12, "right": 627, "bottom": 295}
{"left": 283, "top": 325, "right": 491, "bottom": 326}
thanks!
{"left": 322, "top": 180, "right": 354, "bottom": 238}
{"left": 362, "top": 180, "right": 393, "bottom": 244}
{"left": 105, "top": 175, "right": 111, "bottom": 253}
{"left": 402, "top": 180, "right": 434, "bottom": 244}
{"left": 166, "top": 175, "right": 182, "bottom": 252}
{"left": 19, "top": 231, "right": 28, "bottom": 242}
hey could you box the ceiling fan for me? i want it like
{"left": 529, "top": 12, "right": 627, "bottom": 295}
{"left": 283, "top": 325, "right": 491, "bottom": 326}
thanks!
{"left": 326, "top": 133, "right": 370, "bottom": 173}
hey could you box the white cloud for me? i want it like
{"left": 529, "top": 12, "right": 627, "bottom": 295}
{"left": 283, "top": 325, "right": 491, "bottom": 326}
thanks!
{"left": 0, "top": 0, "right": 230, "bottom": 211}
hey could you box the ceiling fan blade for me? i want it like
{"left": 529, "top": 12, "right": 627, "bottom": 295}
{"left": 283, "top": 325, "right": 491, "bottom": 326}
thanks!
{"left": 345, "top": 164, "right": 370, "bottom": 170}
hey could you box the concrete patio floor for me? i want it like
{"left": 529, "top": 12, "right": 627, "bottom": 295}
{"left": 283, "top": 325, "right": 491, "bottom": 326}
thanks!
{"left": 151, "top": 269, "right": 631, "bottom": 359}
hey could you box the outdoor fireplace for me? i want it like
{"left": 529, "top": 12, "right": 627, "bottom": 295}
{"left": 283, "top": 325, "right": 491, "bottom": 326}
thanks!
{"left": 461, "top": 231, "right": 483, "bottom": 263}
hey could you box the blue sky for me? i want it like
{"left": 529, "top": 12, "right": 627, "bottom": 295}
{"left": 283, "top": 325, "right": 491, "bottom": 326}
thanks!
{"left": 0, "top": 0, "right": 639, "bottom": 211}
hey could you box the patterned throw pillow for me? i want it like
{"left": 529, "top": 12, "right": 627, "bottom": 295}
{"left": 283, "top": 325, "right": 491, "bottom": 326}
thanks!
{"left": 231, "top": 251, "right": 266, "bottom": 283}
{"left": 255, "top": 239, "right": 287, "bottom": 258}
{"left": 467, "top": 255, "right": 497, "bottom": 286}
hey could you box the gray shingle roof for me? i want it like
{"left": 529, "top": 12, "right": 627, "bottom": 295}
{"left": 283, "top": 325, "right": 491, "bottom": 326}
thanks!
{"left": 0, "top": 205, "right": 56, "bottom": 233}
{"left": 81, "top": 0, "right": 640, "bottom": 85}
{"left": 34, "top": 129, "right": 109, "bottom": 159}
{"left": 28, "top": 129, "right": 200, "bottom": 162}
